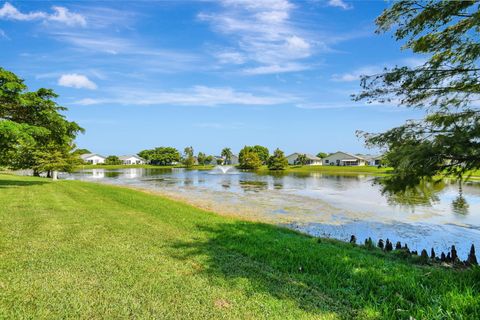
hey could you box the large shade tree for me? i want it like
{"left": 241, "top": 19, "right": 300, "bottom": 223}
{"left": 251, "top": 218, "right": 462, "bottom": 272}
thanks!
{"left": 0, "top": 67, "right": 83, "bottom": 177}
{"left": 355, "top": 1, "right": 480, "bottom": 193}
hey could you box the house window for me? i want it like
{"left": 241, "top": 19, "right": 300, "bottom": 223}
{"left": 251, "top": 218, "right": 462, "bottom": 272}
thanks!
{"left": 325, "top": 160, "right": 329, "bottom": 164}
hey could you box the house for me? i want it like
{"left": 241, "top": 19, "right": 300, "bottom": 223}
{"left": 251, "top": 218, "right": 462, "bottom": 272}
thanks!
{"left": 286, "top": 153, "right": 323, "bottom": 166}
{"left": 80, "top": 153, "right": 106, "bottom": 165}
{"left": 119, "top": 155, "right": 146, "bottom": 165}
{"left": 211, "top": 154, "right": 239, "bottom": 165}
{"left": 358, "top": 154, "right": 382, "bottom": 166}
{"left": 230, "top": 154, "right": 239, "bottom": 165}
{"left": 322, "top": 151, "right": 368, "bottom": 166}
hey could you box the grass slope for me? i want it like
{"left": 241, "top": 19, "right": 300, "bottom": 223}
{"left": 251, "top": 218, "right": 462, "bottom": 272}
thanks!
{"left": 0, "top": 174, "right": 478, "bottom": 319}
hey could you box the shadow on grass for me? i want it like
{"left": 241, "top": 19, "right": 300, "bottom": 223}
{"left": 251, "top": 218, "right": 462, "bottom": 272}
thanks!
{"left": 171, "top": 221, "right": 479, "bottom": 318}
{"left": 0, "top": 178, "right": 49, "bottom": 188}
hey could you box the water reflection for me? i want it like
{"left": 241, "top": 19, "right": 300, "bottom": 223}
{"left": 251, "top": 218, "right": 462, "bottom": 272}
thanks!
{"left": 61, "top": 167, "right": 480, "bottom": 258}
{"left": 376, "top": 178, "right": 471, "bottom": 215}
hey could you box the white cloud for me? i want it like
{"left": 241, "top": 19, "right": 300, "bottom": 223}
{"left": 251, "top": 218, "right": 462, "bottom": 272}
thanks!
{"left": 48, "top": 6, "right": 86, "bottom": 27}
{"left": 199, "top": 0, "right": 314, "bottom": 74}
{"left": 331, "top": 66, "right": 382, "bottom": 82}
{"left": 327, "top": 0, "right": 352, "bottom": 10}
{"left": 0, "top": 2, "right": 86, "bottom": 26}
{"left": 215, "top": 51, "right": 246, "bottom": 64}
{"left": 0, "top": 29, "right": 8, "bottom": 40}
{"left": 243, "top": 63, "right": 309, "bottom": 75}
{"left": 58, "top": 74, "right": 97, "bottom": 90}
{"left": 73, "top": 86, "right": 296, "bottom": 107}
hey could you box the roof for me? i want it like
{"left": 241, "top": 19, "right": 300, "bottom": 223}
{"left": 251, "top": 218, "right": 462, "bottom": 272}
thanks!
{"left": 356, "top": 154, "right": 382, "bottom": 161}
{"left": 119, "top": 155, "right": 146, "bottom": 161}
{"left": 326, "top": 151, "right": 366, "bottom": 160}
{"left": 80, "top": 153, "right": 105, "bottom": 160}
{"left": 287, "top": 153, "right": 322, "bottom": 161}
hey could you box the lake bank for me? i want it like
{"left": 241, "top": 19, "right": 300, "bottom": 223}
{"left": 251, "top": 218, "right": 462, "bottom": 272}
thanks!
{"left": 63, "top": 167, "right": 480, "bottom": 259}
{"left": 1, "top": 173, "right": 478, "bottom": 319}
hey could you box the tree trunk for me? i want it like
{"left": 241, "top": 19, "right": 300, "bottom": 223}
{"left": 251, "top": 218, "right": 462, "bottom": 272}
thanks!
{"left": 52, "top": 171, "right": 58, "bottom": 180}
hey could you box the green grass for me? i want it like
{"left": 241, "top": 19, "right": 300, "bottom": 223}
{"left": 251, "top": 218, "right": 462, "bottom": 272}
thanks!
{"left": 0, "top": 174, "right": 478, "bottom": 319}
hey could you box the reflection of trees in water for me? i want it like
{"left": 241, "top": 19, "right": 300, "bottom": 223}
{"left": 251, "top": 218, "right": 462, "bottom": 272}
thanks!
{"left": 239, "top": 180, "right": 268, "bottom": 193}
{"left": 452, "top": 181, "right": 469, "bottom": 215}
{"left": 375, "top": 177, "right": 470, "bottom": 214}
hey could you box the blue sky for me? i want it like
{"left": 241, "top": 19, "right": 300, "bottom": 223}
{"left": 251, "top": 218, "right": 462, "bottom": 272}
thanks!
{"left": 0, "top": 0, "right": 425, "bottom": 156}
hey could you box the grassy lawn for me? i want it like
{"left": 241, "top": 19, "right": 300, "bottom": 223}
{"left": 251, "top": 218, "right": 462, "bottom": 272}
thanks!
{"left": 0, "top": 174, "right": 478, "bottom": 319}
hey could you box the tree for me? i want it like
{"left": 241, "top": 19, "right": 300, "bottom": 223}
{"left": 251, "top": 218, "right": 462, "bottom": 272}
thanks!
{"left": 267, "top": 148, "right": 288, "bottom": 170}
{"left": 221, "top": 147, "right": 233, "bottom": 165}
{"left": 183, "top": 146, "right": 195, "bottom": 168}
{"left": 354, "top": 1, "right": 480, "bottom": 190}
{"left": 197, "top": 152, "right": 207, "bottom": 165}
{"left": 205, "top": 155, "right": 214, "bottom": 165}
{"left": 317, "top": 152, "right": 328, "bottom": 159}
{"left": 105, "top": 155, "right": 122, "bottom": 165}
{"left": 33, "top": 144, "right": 81, "bottom": 179}
{"left": 238, "top": 146, "right": 262, "bottom": 170}
{"left": 0, "top": 67, "right": 83, "bottom": 177}
{"left": 73, "top": 148, "right": 91, "bottom": 155}
{"left": 138, "top": 147, "right": 180, "bottom": 165}
{"left": 252, "top": 145, "right": 269, "bottom": 164}
{"left": 294, "top": 154, "right": 308, "bottom": 166}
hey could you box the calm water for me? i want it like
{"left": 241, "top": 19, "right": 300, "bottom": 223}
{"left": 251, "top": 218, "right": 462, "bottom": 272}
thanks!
{"left": 62, "top": 167, "right": 480, "bottom": 259}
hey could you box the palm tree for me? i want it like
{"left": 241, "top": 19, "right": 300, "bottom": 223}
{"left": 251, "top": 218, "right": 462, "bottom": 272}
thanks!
{"left": 221, "top": 148, "right": 233, "bottom": 165}
{"left": 295, "top": 154, "right": 308, "bottom": 166}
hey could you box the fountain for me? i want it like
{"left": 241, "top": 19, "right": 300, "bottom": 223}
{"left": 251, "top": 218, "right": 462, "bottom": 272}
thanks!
{"left": 212, "top": 165, "right": 237, "bottom": 174}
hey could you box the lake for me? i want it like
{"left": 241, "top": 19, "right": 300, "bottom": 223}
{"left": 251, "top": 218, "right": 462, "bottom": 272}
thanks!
{"left": 62, "top": 167, "right": 480, "bottom": 259}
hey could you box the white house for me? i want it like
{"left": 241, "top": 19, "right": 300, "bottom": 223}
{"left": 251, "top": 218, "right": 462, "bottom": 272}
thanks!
{"left": 119, "top": 155, "right": 146, "bottom": 165}
{"left": 80, "top": 153, "right": 106, "bottom": 165}
{"left": 226, "top": 154, "right": 239, "bottom": 165}
{"left": 286, "top": 153, "right": 323, "bottom": 165}
{"left": 322, "top": 151, "right": 368, "bottom": 166}
{"left": 358, "top": 154, "right": 383, "bottom": 166}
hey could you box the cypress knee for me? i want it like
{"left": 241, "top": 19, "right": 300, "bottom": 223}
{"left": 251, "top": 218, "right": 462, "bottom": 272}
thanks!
{"left": 378, "top": 239, "right": 384, "bottom": 250}
{"left": 467, "top": 244, "right": 478, "bottom": 266}
{"left": 385, "top": 239, "right": 393, "bottom": 252}
{"left": 451, "top": 245, "right": 458, "bottom": 262}
{"left": 350, "top": 235, "right": 356, "bottom": 244}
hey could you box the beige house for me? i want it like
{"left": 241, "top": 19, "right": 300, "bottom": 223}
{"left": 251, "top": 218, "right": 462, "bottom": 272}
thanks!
{"left": 286, "top": 153, "right": 323, "bottom": 165}
{"left": 322, "top": 151, "right": 368, "bottom": 166}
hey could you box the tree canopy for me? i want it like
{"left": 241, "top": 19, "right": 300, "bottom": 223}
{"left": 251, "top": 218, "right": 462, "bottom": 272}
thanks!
{"left": 252, "top": 145, "right": 269, "bottom": 164}
{"left": 221, "top": 147, "right": 233, "bottom": 165}
{"left": 105, "top": 155, "right": 122, "bottom": 165}
{"left": 138, "top": 147, "right": 180, "bottom": 166}
{"left": 355, "top": 0, "right": 480, "bottom": 190}
{"left": 294, "top": 154, "right": 309, "bottom": 166}
{"left": 267, "top": 148, "right": 288, "bottom": 170}
{"left": 0, "top": 67, "right": 83, "bottom": 175}
{"left": 183, "top": 146, "right": 196, "bottom": 168}
{"left": 238, "top": 146, "right": 262, "bottom": 170}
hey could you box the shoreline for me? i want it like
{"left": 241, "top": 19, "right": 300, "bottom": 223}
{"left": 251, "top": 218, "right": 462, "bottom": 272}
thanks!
{"left": 60, "top": 176, "right": 480, "bottom": 264}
